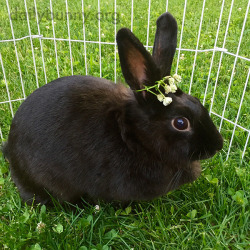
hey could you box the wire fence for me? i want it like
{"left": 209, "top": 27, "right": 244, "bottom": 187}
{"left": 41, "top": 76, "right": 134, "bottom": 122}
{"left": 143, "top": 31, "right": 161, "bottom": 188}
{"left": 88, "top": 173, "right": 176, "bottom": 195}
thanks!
{"left": 0, "top": 0, "right": 249, "bottom": 162}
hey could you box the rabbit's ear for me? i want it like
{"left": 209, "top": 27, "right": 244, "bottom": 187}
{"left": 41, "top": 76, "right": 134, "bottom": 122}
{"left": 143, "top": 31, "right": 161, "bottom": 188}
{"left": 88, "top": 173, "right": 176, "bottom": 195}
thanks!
{"left": 117, "top": 28, "right": 159, "bottom": 92}
{"left": 152, "top": 12, "right": 177, "bottom": 77}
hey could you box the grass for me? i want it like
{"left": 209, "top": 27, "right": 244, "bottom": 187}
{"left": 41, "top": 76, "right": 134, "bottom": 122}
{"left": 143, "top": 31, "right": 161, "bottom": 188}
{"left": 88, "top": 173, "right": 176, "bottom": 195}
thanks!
{"left": 0, "top": 0, "right": 249, "bottom": 249}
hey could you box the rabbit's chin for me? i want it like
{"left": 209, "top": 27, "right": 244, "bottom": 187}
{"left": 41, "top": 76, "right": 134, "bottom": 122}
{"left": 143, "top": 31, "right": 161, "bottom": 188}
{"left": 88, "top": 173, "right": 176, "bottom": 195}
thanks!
{"left": 190, "top": 160, "right": 202, "bottom": 180}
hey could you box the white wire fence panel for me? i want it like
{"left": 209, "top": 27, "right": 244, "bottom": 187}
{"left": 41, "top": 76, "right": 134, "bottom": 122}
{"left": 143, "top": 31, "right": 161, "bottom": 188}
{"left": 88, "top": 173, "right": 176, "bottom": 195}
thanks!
{"left": 0, "top": 0, "right": 249, "bottom": 162}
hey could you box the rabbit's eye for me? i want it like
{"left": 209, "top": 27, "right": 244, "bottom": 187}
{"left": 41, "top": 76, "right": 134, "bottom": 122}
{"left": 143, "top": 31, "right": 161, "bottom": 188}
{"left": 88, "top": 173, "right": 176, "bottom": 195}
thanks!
{"left": 172, "top": 117, "right": 190, "bottom": 131}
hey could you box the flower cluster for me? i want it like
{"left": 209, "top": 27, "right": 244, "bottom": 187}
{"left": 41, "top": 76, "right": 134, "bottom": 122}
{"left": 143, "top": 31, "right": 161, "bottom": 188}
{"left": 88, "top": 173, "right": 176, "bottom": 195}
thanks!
{"left": 36, "top": 221, "right": 46, "bottom": 233}
{"left": 137, "top": 74, "right": 182, "bottom": 106}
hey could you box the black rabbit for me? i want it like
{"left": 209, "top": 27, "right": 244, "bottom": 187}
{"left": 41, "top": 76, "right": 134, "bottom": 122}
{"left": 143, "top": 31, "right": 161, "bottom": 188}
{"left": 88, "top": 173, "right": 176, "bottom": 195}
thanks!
{"left": 3, "top": 12, "right": 223, "bottom": 205}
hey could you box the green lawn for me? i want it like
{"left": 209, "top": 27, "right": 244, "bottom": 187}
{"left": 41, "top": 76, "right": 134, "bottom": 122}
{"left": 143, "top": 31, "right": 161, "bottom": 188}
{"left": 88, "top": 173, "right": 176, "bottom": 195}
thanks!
{"left": 0, "top": 0, "right": 249, "bottom": 249}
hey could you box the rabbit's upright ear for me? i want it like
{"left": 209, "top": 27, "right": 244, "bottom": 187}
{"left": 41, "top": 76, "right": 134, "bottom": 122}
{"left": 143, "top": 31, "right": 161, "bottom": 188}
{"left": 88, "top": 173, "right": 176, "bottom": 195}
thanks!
{"left": 152, "top": 12, "right": 178, "bottom": 77}
{"left": 117, "top": 28, "right": 159, "bottom": 92}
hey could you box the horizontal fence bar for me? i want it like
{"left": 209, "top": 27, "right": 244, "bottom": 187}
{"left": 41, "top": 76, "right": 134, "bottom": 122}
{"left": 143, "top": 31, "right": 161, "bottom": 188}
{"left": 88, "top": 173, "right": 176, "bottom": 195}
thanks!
{"left": 0, "top": 35, "right": 43, "bottom": 42}
{"left": 1, "top": 35, "right": 249, "bottom": 62}
{"left": 0, "top": 98, "right": 25, "bottom": 105}
{"left": 210, "top": 111, "right": 250, "bottom": 133}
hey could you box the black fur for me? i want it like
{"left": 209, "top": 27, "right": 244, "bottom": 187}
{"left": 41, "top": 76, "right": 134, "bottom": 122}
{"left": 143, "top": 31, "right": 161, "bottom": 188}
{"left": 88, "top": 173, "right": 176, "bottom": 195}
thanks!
{"left": 3, "top": 12, "right": 223, "bottom": 205}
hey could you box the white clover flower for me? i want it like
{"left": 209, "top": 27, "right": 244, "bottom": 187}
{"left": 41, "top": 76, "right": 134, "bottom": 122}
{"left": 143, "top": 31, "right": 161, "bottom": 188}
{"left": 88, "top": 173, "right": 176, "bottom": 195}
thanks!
{"left": 95, "top": 205, "right": 100, "bottom": 211}
{"left": 36, "top": 221, "right": 46, "bottom": 233}
{"left": 157, "top": 94, "right": 164, "bottom": 102}
{"left": 164, "top": 85, "right": 171, "bottom": 94}
{"left": 138, "top": 74, "right": 182, "bottom": 106}
{"left": 168, "top": 77, "right": 175, "bottom": 85}
{"left": 173, "top": 74, "right": 182, "bottom": 83}
{"left": 46, "top": 26, "right": 49, "bottom": 29}
{"left": 163, "top": 97, "right": 172, "bottom": 106}
{"left": 170, "top": 84, "right": 177, "bottom": 93}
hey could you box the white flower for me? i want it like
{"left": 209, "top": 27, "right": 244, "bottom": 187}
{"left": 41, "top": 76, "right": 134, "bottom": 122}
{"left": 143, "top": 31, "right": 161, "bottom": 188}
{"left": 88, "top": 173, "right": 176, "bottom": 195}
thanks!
{"left": 95, "top": 205, "right": 100, "bottom": 211}
{"left": 168, "top": 77, "right": 175, "bottom": 85}
{"left": 157, "top": 94, "right": 164, "bottom": 102}
{"left": 173, "top": 74, "right": 182, "bottom": 83}
{"left": 36, "top": 221, "right": 46, "bottom": 233}
{"left": 170, "top": 84, "right": 177, "bottom": 93}
{"left": 164, "top": 85, "right": 171, "bottom": 94}
{"left": 163, "top": 97, "right": 172, "bottom": 106}
{"left": 46, "top": 26, "right": 49, "bottom": 29}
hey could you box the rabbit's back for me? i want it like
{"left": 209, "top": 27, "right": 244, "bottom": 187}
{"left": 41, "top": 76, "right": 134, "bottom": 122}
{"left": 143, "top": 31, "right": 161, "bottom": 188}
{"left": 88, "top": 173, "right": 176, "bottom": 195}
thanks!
{"left": 6, "top": 75, "right": 141, "bottom": 203}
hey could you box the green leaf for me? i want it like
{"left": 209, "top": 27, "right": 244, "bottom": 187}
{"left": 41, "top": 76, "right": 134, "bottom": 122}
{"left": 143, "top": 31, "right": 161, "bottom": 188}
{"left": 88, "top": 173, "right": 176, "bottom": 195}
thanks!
{"left": 120, "top": 206, "right": 132, "bottom": 215}
{"left": 170, "top": 206, "right": 174, "bottom": 214}
{"left": 53, "top": 223, "right": 63, "bottom": 234}
{"left": 115, "top": 209, "right": 122, "bottom": 216}
{"left": 205, "top": 175, "right": 218, "bottom": 185}
{"left": 40, "top": 205, "right": 46, "bottom": 214}
{"left": 30, "top": 243, "right": 42, "bottom": 250}
{"left": 21, "top": 211, "right": 30, "bottom": 223}
{"left": 87, "top": 215, "right": 93, "bottom": 222}
{"left": 210, "top": 178, "right": 219, "bottom": 185}
{"left": 0, "top": 165, "right": 8, "bottom": 175}
{"left": 187, "top": 209, "right": 197, "bottom": 220}
{"left": 79, "top": 247, "right": 88, "bottom": 250}
{"left": 0, "top": 178, "right": 4, "bottom": 185}
{"left": 104, "top": 229, "right": 118, "bottom": 240}
{"left": 232, "top": 190, "right": 248, "bottom": 206}
{"left": 38, "top": 205, "right": 46, "bottom": 221}
{"left": 205, "top": 175, "right": 212, "bottom": 182}
{"left": 79, "top": 218, "right": 91, "bottom": 229}
{"left": 102, "top": 245, "right": 110, "bottom": 250}
{"left": 235, "top": 167, "right": 246, "bottom": 177}
{"left": 228, "top": 188, "right": 235, "bottom": 196}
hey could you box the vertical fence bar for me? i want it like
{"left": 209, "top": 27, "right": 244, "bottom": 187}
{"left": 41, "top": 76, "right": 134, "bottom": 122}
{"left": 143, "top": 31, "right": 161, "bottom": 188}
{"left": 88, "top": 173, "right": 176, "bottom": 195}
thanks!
{"left": 65, "top": 0, "right": 73, "bottom": 75}
{"left": 5, "top": 0, "right": 26, "bottom": 99}
{"left": 49, "top": 0, "right": 60, "bottom": 78}
{"left": 242, "top": 132, "right": 250, "bottom": 162}
{"left": 0, "top": 127, "right": 3, "bottom": 140}
{"left": 131, "top": 0, "right": 134, "bottom": 32}
{"left": 98, "top": 0, "right": 102, "bottom": 77}
{"left": 0, "top": 53, "right": 14, "bottom": 117}
{"left": 165, "top": 0, "right": 168, "bottom": 12}
{"left": 24, "top": 0, "right": 39, "bottom": 88}
{"left": 146, "top": 0, "right": 151, "bottom": 50}
{"left": 82, "top": 0, "right": 88, "bottom": 75}
{"left": 189, "top": 0, "right": 206, "bottom": 94}
{"left": 114, "top": 0, "right": 117, "bottom": 83}
{"left": 175, "top": 0, "right": 187, "bottom": 74}
{"left": 226, "top": 68, "right": 250, "bottom": 160}
{"left": 34, "top": 0, "right": 47, "bottom": 84}
{"left": 209, "top": 0, "right": 234, "bottom": 116}
{"left": 219, "top": 0, "right": 250, "bottom": 131}
{"left": 202, "top": 0, "right": 225, "bottom": 105}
